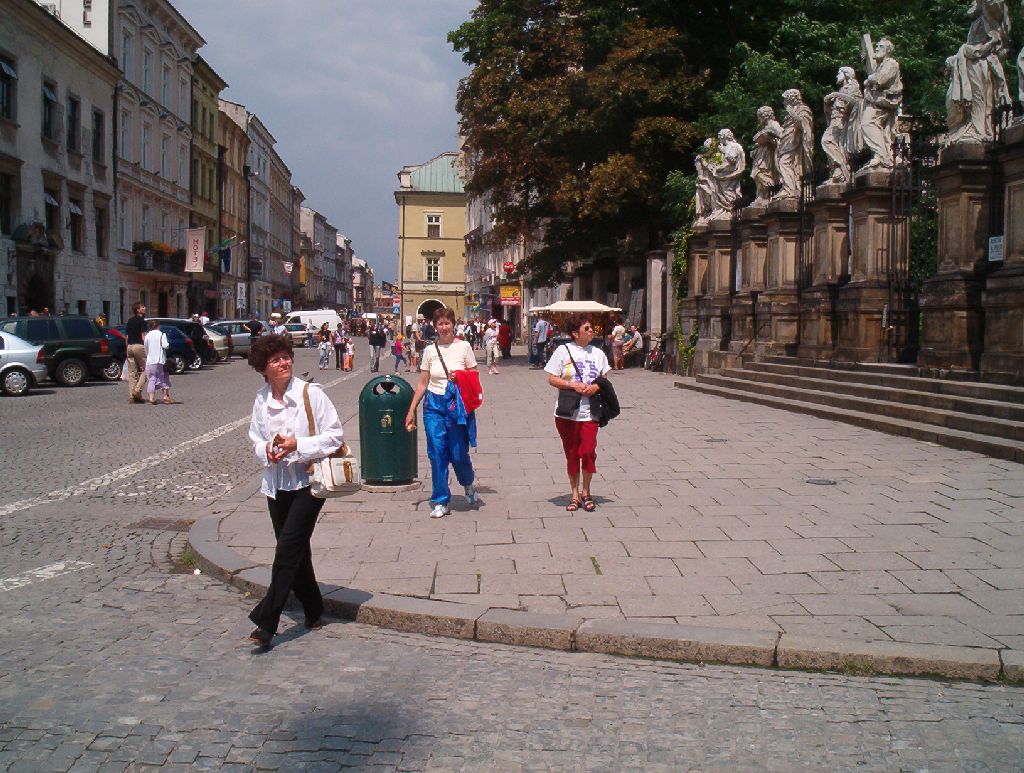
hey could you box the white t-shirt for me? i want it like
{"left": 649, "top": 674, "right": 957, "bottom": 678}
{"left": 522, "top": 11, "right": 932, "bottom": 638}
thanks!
{"left": 534, "top": 319, "right": 551, "bottom": 343}
{"left": 544, "top": 342, "right": 610, "bottom": 421}
{"left": 143, "top": 329, "right": 168, "bottom": 366}
{"left": 612, "top": 324, "right": 626, "bottom": 343}
{"left": 421, "top": 339, "right": 477, "bottom": 394}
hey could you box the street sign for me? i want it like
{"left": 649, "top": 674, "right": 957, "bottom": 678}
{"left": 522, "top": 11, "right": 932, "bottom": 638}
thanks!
{"left": 989, "top": 235, "right": 1005, "bottom": 262}
{"left": 502, "top": 261, "right": 515, "bottom": 274}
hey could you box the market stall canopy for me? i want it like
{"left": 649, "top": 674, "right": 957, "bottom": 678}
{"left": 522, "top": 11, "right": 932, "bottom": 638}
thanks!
{"left": 529, "top": 300, "right": 623, "bottom": 314}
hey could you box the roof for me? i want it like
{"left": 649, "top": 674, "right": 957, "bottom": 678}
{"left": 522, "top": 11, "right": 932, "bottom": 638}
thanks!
{"left": 400, "top": 152, "right": 464, "bottom": 194}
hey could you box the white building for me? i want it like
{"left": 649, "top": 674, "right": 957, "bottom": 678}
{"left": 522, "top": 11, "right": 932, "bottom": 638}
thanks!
{"left": 0, "top": 0, "right": 122, "bottom": 317}
{"left": 335, "top": 232, "right": 353, "bottom": 310}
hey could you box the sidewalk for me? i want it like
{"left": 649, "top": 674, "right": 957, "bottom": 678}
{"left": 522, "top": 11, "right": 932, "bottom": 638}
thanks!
{"left": 191, "top": 354, "right": 1024, "bottom": 681}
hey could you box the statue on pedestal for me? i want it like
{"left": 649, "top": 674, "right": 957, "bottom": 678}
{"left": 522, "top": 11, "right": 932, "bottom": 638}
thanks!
{"left": 694, "top": 138, "right": 720, "bottom": 224}
{"left": 860, "top": 37, "right": 903, "bottom": 170}
{"left": 694, "top": 131, "right": 747, "bottom": 224}
{"left": 750, "top": 106, "right": 782, "bottom": 206}
{"left": 1019, "top": 1, "right": 1024, "bottom": 109}
{"left": 945, "top": 0, "right": 1012, "bottom": 144}
{"left": 821, "top": 67, "right": 863, "bottom": 184}
{"left": 773, "top": 89, "right": 814, "bottom": 201}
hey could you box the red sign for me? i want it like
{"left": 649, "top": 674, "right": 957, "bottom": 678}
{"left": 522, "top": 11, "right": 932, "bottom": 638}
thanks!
{"left": 502, "top": 261, "right": 516, "bottom": 274}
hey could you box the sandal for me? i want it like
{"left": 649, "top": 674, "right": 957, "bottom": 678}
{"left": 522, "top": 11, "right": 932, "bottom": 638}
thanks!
{"left": 566, "top": 498, "right": 580, "bottom": 512}
{"left": 582, "top": 496, "right": 596, "bottom": 512}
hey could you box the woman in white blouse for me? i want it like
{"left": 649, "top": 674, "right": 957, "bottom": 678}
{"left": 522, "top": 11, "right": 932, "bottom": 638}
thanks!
{"left": 404, "top": 307, "right": 478, "bottom": 519}
{"left": 246, "top": 334, "right": 344, "bottom": 647}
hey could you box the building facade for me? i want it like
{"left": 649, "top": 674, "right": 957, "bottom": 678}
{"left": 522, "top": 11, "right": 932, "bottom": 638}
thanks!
{"left": 217, "top": 100, "right": 249, "bottom": 318}
{"left": 351, "top": 255, "right": 373, "bottom": 314}
{"left": 188, "top": 54, "right": 224, "bottom": 316}
{"left": 0, "top": 0, "right": 121, "bottom": 317}
{"left": 299, "top": 206, "right": 332, "bottom": 309}
{"left": 395, "top": 151, "right": 466, "bottom": 323}
{"left": 335, "top": 232, "right": 353, "bottom": 312}
{"left": 268, "top": 147, "right": 293, "bottom": 312}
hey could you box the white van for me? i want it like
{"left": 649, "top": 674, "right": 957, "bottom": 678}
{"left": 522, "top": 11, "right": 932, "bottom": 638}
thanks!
{"left": 285, "top": 309, "right": 343, "bottom": 330}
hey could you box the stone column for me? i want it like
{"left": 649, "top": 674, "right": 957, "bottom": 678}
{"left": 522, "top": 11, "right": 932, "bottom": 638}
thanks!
{"left": 797, "top": 183, "right": 849, "bottom": 360}
{"left": 834, "top": 171, "right": 892, "bottom": 362}
{"left": 729, "top": 206, "right": 768, "bottom": 358}
{"left": 645, "top": 249, "right": 668, "bottom": 335}
{"left": 755, "top": 200, "right": 802, "bottom": 358}
{"left": 981, "top": 124, "right": 1024, "bottom": 380}
{"left": 918, "top": 144, "right": 994, "bottom": 372}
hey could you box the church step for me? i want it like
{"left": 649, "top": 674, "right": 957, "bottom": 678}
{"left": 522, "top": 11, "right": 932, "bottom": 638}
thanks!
{"left": 695, "top": 373, "right": 1024, "bottom": 443}
{"left": 674, "top": 378, "right": 1024, "bottom": 465}
{"left": 750, "top": 360, "right": 1024, "bottom": 405}
{"left": 718, "top": 368, "right": 1024, "bottom": 423}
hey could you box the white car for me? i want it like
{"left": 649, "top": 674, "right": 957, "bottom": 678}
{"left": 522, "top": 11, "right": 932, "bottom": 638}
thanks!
{"left": 204, "top": 326, "right": 231, "bottom": 362}
{"left": 0, "top": 331, "right": 48, "bottom": 396}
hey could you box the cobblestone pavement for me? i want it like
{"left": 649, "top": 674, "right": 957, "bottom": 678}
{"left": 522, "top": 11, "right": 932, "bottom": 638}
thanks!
{"left": 1, "top": 343, "right": 1023, "bottom": 770}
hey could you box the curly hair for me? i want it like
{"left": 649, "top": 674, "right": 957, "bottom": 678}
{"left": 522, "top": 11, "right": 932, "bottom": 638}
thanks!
{"left": 248, "top": 333, "right": 294, "bottom": 372}
{"left": 432, "top": 306, "right": 456, "bottom": 325}
{"left": 564, "top": 315, "right": 591, "bottom": 336}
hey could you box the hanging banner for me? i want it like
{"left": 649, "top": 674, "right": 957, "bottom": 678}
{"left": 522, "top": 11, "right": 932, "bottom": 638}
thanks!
{"left": 185, "top": 228, "right": 206, "bottom": 273}
{"left": 236, "top": 282, "right": 246, "bottom": 309}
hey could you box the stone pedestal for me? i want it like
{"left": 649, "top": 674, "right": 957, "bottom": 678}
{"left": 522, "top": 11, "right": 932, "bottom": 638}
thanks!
{"left": 729, "top": 207, "right": 767, "bottom": 358}
{"left": 755, "top": 200, "right": 802, "bottom": 358}
{"left": 981, "top": 123, "right": 1024, "bottom": 381}
{"left": 645, "top": 250, "right": 668, "bottom": 336}
{"left": 798, "top": 183, "right": 849, "bottom": 360}
{"left": 919, "top": 143, "right": 995, "bottom": 371}
{"left": 695, "top": 219, "right": 738, "bottom": 372}
{"left": 834, "top": 171, "right": 893, "bottom": 362}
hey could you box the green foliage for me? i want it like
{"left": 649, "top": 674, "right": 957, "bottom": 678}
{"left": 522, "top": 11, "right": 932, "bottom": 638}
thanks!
{"left": 677, "top": 318, "right": 699, "bottom": 375}
{"left": 909, "top": 189, "right": 939, "bottom": 291}
{"left": 663, "top": 170, "right": 695, "bottom": 293}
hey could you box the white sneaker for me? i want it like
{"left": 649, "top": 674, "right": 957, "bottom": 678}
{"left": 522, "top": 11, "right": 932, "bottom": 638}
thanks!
{"left": 430, "top": 504, "right": 450, "bottom": 519}
{"left": 464, "top": 485, "right": 478, "bottom": 505}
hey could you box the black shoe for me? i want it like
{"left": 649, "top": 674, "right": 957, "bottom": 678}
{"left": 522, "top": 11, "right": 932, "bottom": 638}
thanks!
{"left": 248, "top": 627, "right": 273, "bottom": 646}
{"left": 305, "top": 617, "right": 323, "bottom": 630}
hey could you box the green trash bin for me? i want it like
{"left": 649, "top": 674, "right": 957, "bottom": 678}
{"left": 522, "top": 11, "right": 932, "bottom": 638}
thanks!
{"left": 359, "top": 375, "right": 417, "bottom": 484}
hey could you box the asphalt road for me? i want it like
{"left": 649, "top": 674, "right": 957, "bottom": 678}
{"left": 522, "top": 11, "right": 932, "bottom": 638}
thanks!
{"left": 1, "top": 342, "right": 1022, "bottom": 771}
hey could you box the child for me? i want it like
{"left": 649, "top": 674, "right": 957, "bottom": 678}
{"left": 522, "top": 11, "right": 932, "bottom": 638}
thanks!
{"left": 343, "top": 337, "right": 354, "bottom": 371}
{"left": 402, "top": 335, "right": 413, "bottom": 372}
{"left": 392, "top": 334, "right": 406, "bottom": 373}
{"left": 317, "top": 333, "right": 331, "bottom": 370}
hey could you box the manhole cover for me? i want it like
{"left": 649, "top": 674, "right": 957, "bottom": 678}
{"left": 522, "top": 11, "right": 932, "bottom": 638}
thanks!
{"left": 805, "top": 478, "right": 837, "bottom": 486}
{"left": 129, "top": 517, "right": 194, "bottom": 532}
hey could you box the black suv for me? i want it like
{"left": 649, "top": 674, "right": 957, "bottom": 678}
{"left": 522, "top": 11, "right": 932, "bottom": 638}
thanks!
{"left": 149, "top": 318, "right": 214, "bottom": 365}
{"left": 0, "top": 316, "right": 113, "bottom": 386}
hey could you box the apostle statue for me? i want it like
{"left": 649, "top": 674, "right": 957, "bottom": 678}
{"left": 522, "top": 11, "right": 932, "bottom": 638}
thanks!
{"left": 860, "top": 38, "right": 903, "bottom": 170}
{"left": 773, "top": 89, "right": 814, "bottom": 201}
{"left": 1019, "top": 1, "right": 1024, "bottom": 108}
{"left": 713, "top": 129, "right": 747, "bottom": 214}
{"left": 750, "top": 106, "right": 782, "bottom": 206}
{"left": 945, "top": 0, "right": 1012, "bottom": 143}
{"left": 822, "top": 67, "right": 864, "bottom": 184}
{"left": 694, "top": 138, "right": 720, "bottom": 224}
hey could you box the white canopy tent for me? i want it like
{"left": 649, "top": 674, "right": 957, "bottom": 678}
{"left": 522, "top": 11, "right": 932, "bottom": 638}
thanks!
{"left": 528, "top": 300, "right": 622, "bottom": 314}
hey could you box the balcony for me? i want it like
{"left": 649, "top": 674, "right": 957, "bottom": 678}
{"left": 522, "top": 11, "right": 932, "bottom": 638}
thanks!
{"left": 133, "top": 242, "right": 185, "bottom": 274}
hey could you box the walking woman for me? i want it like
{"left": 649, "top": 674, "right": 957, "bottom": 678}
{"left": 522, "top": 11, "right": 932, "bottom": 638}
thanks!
{"left": 143, "top": 320, "right": 174, "bottom": 404}
{"left": 404, "top": 307, "right": 478, "bottom": 519}
{"left": 332, "top": 323, "right": 345, "bottom": 370}
{"left": 544, "top": 316, "right": 611, "bottom": 512}
{"left": 246, "top": 334, "right": 344, "bottom": 647}
{"left": 482, "top": 318, "right": 500, "bottom": 375}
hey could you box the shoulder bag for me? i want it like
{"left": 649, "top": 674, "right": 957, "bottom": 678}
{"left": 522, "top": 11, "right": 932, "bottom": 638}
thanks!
{"left": 555, "top": 344, "right": 584, "bottom": 418}
{"left": 303, "top": 382, "right": 360, "bottom": 497}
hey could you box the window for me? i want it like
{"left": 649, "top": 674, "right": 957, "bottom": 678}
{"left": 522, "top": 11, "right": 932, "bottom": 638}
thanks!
{"left": 191, "top": 158, "right": 199, "bottom": 194}
{"left": 42, "top": 80, "right": 58, "bottom": 140}
{"left": 78, "top": 300, "right": 87, "bottom": 315}
{"left": 120, "top": 31, "right": 132, "bottom": 78}
{"left": 178, "top": 143, "right": 187, "bottom": 185}
{"left": 82, "top": 0, "right": 92, "bottom": 27}
{"left": 141, "top": 205, "right": 149, "bottom": 240}
{"left": 95, "top": 205, "right": 107, "bottom": 257}
{"left": 141, "top": 123, "right": 151, "bottom": 169}
{"left": 91, "top": 109, "right": 104, "bottom": 163}
{"left": 179, "top": 76, "right": 187, "bottom": 119}
{"left": 160, "top": 134, "right": 168, "bottom": 176}
{"left": 208, "top": 169, "right": 214, "bottom": 202}
{"left": 426, "top": 256, "right": 440, "bottom": 282}
{"left": 426, "top": 214, "right": 441, "bottom": 239}
{"left": 0, "top": 55, "right": 15, "bottom": 121}
{"left": 66, "top": 95, "right": 80, "bottom": 152}
{"left": 43, "top": 188, "right": 59, "bottom": 233}
{"left": 161, "top": 64, "right": 170, "bottom": 105}
{"left": 119, "top": 109, "right": 130, "bottom": 161}
{"left": 118, "top": 195, "right": 128, "bottom": 247}
{"left": 142, "top": 49, "right": 152, "bottom": 94}
{"left": 160, "top": 212, "right": 167, "bottom": 243}
{"left": 26, "top": 319, "right": 58, "bottom": 341}
{"left": 0, "top": 172, "right": 11, "bottom": 234}
{"left": 63, "top": 318, "right": 94, "bottom": 338}
{"left": 69, "top": 197, "right": 83, "bottom": 251}
{"left": 228, "top": 181, "right": 235, "bottom": 214}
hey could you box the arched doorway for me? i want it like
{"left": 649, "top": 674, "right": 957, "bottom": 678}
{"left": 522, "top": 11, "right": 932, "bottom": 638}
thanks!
{"left": 417, "top": 298, "right": 444, "bottom": 322}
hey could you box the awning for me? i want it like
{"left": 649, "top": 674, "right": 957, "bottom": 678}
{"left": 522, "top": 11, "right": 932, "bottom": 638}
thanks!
{"left": 0, "top": 62, "right": 16, "bottom": 79}
{"left": 43, "top": 84, "right": 57, "bottom": 102}
{"left": 68, "top": 201, "right": 83, "bottom": 216}
{"left": 43, "top": 192, "right": 59, "bottom": 207}
{"left": 529, "top": 300, "right": 622, "bottom": 314}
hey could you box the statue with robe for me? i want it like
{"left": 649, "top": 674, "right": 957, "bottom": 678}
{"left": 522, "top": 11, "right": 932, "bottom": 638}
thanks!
{"left": 822, "top": 67, "right": 864, "bottom": 184}
{"left": 946, "top": 0, "right": 1012, "bottom": 144}
{"left": 773, "top": 89, "right": 814, "bottom": 200}
{"left": 694, "top": 138, "right": 720, "bottom": 224}
{"left": 750, "top": 106, "right": 782, "bottom": 206}
{"left": 861, "top": 38, "right": 903, "bottom": 170}
{"left": 712, "top": 128, "right": 746, "bottom": 215}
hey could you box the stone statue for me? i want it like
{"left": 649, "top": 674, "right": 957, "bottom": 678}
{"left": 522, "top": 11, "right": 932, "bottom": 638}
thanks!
{"left": 821, "top": 67, "right": 864, "bottom": 184}
{"left": 860, "top": 38, "right": 903, "bottom": 170}
{"left": 750, "top": 106, "right": 782, "bottom": 206}
{"left": 1019, "top": 1, "right": 1024, "bottom": 107}
{"left": 946, "top": 0, "right": 1012, "bottom": 143}
{"left": 694, "top": 138, "right": 719, "bottom": 223}
{"left": 773, "top": 89, "right": 814, "bottom": 201}
{"left": 712, "top": 128, "right": 746, "bottom": 213}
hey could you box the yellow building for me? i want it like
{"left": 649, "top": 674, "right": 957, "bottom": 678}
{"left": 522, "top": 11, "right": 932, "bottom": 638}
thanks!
{"left": 394, "top": 152, "right": 466, "bottom": 322}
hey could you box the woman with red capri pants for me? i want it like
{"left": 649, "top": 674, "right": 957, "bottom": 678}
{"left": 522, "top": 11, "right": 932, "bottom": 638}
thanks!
{"left": 544, "top": 316, "right": 611, "bottom": 512}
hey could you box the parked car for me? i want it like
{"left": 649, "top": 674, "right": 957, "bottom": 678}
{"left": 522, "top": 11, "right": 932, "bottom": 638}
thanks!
{"left": 209, "top": 320, "right": 253, "bottom": 359}
{"left": 203, "top": 325, "right": 231, "bottom": 362}
{"left": 109, "top": 325, "right": 196, "bottom": 376}
{"left": 284, "top": 323, "right": 308, "bottom": 347}
{"left": 0, "top": 316, "right": 112, "bottom": 386}
{"left": 0, "top": 331, "right": 48, "bottom": 395}
{"left": 150, "top": 318, "right": 213, "bottom": 367}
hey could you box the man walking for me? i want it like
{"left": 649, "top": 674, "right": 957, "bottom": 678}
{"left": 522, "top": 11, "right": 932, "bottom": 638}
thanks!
{"left": 531, "top": 316, "right": 551, "bottom": 368}
{"left": 125, "top": 302, "right": 147, "bottom": 403}
{"left": 368, "top": 324, "right": 387, "bottom": 372}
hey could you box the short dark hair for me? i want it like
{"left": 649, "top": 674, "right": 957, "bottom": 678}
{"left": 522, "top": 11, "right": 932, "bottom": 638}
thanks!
{"left": 148, "top": 319, "right": 160, "bottom": 330}
{"left": 564, "top": 315, "right": 590, "bottom": 336}
{"left": 248, "top": 333, "right": 294, "bottom": 372}
{"left": 432, "top": 307, "right": 456, "bottom": 325}
{"left": 132, "top": 302, "right": 145, "bottom": 314}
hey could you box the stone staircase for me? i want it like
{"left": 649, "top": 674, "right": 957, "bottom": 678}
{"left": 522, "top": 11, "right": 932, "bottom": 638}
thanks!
{"left": 675, "top": 357, "right": 1024, "bottom": 464}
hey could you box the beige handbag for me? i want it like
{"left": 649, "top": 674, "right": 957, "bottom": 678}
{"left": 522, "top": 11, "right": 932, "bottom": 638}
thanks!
{"left": 302, "top": 382, "right": 360, "bottom": 497}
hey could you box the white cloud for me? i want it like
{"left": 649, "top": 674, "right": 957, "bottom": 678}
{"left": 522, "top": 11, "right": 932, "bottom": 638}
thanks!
{"left": 174, "top": 0, "right": 477, "bottom": 283}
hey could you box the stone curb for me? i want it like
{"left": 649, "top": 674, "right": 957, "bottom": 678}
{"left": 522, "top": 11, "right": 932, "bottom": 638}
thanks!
{"left": 188, "top": 515, "right": 1020, "bottom": 684}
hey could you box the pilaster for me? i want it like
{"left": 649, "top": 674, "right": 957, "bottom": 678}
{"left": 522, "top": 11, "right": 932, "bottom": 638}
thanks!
{"left": 755, "top": 200, "right": 802, "bottom": 359}
{"left": 798, "top": 184, "right": 849, "bottom": 360}
{"left": 729, "top": 206, "right": 767, "bottom": 358}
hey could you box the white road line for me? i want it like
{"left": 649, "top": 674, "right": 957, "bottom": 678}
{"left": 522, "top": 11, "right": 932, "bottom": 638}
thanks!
{"left": 0, "top": 561, "right": 94, "bottom": 593}
{"left": 0, "top": 368, "right": 365, "bottom": 518}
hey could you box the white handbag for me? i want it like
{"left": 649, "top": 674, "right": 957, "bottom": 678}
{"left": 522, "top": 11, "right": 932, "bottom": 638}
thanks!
{"left": 302, "top": 382, "right": 360, "bottom": 497}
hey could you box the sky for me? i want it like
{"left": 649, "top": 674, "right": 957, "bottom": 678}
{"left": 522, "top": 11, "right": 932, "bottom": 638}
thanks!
{"left": 173, "top": 0, "right": 477, "bottom": 284}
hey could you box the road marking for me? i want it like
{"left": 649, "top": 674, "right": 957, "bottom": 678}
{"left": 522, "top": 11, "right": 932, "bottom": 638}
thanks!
{"left": 0, "top": 367, "right": 368, "bottom": 517}
{"left": 0, "top": 561, "right": 94, "bottom": 592}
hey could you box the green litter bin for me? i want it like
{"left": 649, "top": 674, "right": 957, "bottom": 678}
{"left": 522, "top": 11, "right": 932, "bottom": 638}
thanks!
{"left": 358, "top": 375, "right": 417, "bottom": 484}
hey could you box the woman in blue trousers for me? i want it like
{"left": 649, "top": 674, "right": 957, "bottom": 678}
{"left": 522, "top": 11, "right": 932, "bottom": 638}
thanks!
{"left": 404, "top": 307, "right": 478, "bottom": 519}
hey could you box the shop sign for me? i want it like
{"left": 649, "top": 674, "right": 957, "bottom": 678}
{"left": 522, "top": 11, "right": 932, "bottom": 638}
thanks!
{"left": 499, "top": 285, "right": 521, "bottom": 307}
{"left": 185, "top": 228, "right": 206, "bottom": 273}
{"left": 503, "top": 261, "right": 516, "bottom": 274}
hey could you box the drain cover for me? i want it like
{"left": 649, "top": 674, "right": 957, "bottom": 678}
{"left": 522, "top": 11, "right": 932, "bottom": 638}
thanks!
{"left": 805, "top": 478, "right": 837, "bottom": 486}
